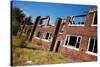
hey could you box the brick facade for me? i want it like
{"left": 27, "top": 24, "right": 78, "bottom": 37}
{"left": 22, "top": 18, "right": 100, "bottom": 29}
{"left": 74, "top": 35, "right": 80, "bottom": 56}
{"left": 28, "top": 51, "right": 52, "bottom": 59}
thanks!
{"left": 19, "top": 8, "right": 97, "bottom": 62}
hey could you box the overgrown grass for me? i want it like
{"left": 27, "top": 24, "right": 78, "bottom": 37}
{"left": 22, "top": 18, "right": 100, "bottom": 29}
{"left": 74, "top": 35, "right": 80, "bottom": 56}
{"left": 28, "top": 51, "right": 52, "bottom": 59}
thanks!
{"left": 13, "top": 48, "right": 69, "bottom": 66}
{"left": 12, "top": 35, "right": 71, "bottom": 66}
{"left": 26, "top": 39, "right": 42, "bottom": 50}
{"left": 15, "top": 34, "right": 27, "bottom": 48}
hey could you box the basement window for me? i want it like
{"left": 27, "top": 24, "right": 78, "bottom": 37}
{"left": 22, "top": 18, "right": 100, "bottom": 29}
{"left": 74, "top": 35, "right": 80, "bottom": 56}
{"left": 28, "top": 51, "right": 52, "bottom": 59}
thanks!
{"left": 86, "top": 38, "right": 97, "bottom": 55}
{"left": 64, "top": 35, "right": 81, "bottom": 50}
{"left": 92, "top": 12, "right": 97, "bottom": 26}
{"left": 69, "top": 15, "right": 86, "bottom": 26}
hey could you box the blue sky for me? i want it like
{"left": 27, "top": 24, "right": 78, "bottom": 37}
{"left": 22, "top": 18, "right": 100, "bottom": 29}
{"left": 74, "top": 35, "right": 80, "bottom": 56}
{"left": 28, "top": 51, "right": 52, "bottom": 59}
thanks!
{"left": 12, "top": 1, "right": 97, "bottom": 25}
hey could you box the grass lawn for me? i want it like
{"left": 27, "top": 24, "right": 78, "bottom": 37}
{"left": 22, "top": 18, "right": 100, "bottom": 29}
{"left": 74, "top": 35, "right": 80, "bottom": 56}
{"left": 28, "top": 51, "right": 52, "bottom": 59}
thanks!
{"left": 12, "top": 35, "right": 71, "bottom": 66}
{"left": 13, "top": 48, "right": 70, "bottom": 66}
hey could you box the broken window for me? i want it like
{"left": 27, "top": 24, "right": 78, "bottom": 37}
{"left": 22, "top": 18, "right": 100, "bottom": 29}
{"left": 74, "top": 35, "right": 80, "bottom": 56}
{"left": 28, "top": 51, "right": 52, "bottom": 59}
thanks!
{"left": 88, "top": 38, "right": 97, "bottom": 53}
{"left": 36, "top": 32, "right": 41, "bottom": 38}
{"left": 70, "top": 15, "right": 86, "bottom": 25}
{"left": 45, "top": 33, "right": 50, "bottom": 39}
{"left": 65, "top": 35, "right": 81, "bottom": 48}
{"left": 43, "top": 32, "right": 52, "bottom": 40}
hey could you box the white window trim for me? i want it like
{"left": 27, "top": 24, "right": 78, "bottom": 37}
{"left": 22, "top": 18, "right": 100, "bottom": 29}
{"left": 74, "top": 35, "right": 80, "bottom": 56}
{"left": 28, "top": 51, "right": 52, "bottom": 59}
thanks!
{"left": 86, "top": 37, "right": 97, "bottom": 56}
{"left": 91, "top": 25, "right": 97, "bottom": 26}
{"left": 59, "top": 32, "right": 63, "bottom": 34}
{"left": 53, "top": 40, "right": 59, "bottom": 51}
{"left": 53, "top": 40, "right": 62, "bottom": 52}
{"left": 41, "top": 39, "right": 50, "bottom": 42}
{"left": 86, "top": 51, "right": 97, "bottom": 56}
{"left": 63, "top": 45, "right": 79, "bottom": 51}
{"left": 63, "top": 35, "right": 82, "bottom": 51}
{"left": 91, "top": 13, "right": 97, "bottom": 26}
{"left": 42, "top": 32, "right": 52, "bottom": 41}
{"left": 34, "top": 37, "right": 40, "bottom": 39}
{"left": 68, "top": 24, "right": 85, "bottom": 26}
{"left": 53, "top": 40, "right": 57, "bottom": 51}
{"left": 68, "top": 16, "right": 86, "bottom": 26}
{"left": 43, "top": 32, "right": 46, "bottom": 39}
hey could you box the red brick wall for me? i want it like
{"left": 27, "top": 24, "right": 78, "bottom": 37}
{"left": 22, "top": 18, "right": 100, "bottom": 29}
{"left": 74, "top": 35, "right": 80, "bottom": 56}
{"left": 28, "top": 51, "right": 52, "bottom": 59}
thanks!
{"left": 56, "top": 12, "right": 97, "bottom": 61}
{"left": 30, "top": 12, "right": 97, "bottom": 62}
{"left": 58, "top": 45, "right": 97, "bottom": 61}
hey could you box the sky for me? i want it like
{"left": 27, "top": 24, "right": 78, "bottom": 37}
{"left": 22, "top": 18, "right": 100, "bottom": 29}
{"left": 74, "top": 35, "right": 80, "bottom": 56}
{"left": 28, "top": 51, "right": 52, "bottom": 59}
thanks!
{"left": 11, "top": 1, "right": 97, "bottom": 25}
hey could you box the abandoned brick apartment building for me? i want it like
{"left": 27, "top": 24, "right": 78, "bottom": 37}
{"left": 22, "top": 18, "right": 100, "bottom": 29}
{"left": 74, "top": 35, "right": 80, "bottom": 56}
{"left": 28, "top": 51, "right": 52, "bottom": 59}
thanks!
{"left": 18, "top": 8, "right": 97, "bottom": 61}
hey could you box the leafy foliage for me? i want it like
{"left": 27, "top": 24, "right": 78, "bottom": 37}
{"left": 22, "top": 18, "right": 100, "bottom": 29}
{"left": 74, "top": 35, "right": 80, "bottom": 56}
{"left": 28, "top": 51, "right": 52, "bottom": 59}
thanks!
{"left": 12, "top": 7, "right": 25, "bottom": 35}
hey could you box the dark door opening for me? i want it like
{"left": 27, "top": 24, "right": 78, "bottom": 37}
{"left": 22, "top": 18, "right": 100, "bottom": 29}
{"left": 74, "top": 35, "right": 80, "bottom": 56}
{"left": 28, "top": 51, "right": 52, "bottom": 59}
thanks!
{"left": 54, "top": 41, "right": 60, "bottom": 52}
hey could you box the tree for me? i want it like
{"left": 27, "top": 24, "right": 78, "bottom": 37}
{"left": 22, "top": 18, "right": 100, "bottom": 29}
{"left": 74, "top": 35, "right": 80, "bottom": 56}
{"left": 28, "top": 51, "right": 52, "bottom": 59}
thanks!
{"left": 11, "top": 7, "right": 25, "bottom": 35}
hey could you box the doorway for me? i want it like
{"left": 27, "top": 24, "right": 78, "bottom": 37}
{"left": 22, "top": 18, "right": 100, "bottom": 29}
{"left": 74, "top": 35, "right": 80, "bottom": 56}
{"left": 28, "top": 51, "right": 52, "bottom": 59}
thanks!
{"left": 53, "top": 40, "right": 61, "bottom": 52}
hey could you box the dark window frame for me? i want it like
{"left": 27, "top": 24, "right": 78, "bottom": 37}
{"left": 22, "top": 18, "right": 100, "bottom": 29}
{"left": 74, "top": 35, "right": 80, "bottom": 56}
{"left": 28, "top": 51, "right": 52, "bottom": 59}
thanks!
{"left": 87, "top": 38, "right": 97, "bottom": 54}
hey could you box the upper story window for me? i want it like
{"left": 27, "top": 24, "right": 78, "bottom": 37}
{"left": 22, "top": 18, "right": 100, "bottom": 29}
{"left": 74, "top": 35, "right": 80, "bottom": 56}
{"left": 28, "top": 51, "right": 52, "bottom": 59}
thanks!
{"left": 92, "top": 12, "right": 97, "bottom": 26}
{"left": 69, "top": 15, "right": 86, "bottom": 26}
{"left": 64, "top": 35, "right": 81, "bottom": 50}
{"left": 87, "top": 38, "right": 97, "bottom": 55}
